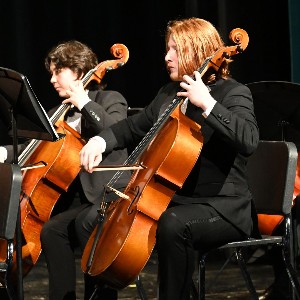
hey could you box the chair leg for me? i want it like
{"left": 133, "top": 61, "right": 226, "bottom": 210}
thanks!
{"left": 284, "top": 262, "right": 300, "bottom": 300}
{"left": 191, "top": 279, "right": 198, "bottom": 300}
{"left": 0, "top": 240, "right": 17, "bottom": 300}
{"left": 235, "top": 248, "right": 259, "bottom": 300}
{"left": 282, "top": 248, "right": 300, "bottom": 299}
{"left": 205, "top": 251, "right": 234, "bottom": 292}
{"left": 283, "top": 215, "right": 300, "bottom": 299}
{"left": 135, "top": 275, "right": 148, "bottom": 300}
{"left": 198, "top": 255, "right": 206, "bottom": 300}
{"left": 88, "top": 286, "right": 99, "bottom": 300}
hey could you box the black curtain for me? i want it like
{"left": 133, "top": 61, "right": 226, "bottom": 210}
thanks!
{"left": 0, "top": 0, "right": 294, "bottom": 144}
{"left": 289, "top": 0, "right": 300, "bottom": 83}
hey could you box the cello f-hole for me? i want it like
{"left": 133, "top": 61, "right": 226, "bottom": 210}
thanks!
{"left": 127, "top": 186, "right": 140, "bottom": 214}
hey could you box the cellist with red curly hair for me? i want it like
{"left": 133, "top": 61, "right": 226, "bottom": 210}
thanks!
{"left": 81, "top": 18, "right": 260, "bottom": 300}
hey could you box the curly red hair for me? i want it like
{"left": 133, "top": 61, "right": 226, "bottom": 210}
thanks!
{"left": 165, "top": 18, "right": 231, "bottom": 83}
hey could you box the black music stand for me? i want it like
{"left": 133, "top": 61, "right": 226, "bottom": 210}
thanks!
{"left": 0, "top": 67, "right": 60, "bottom": 300}
{"left": 246, "top": 81, "right": 300, "bottom": 146}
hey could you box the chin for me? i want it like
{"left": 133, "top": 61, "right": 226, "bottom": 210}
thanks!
{"left": 169, "top": 73, "right": 179, "bottom": 81}
{"left": 58, "top": 91, "right": 67, "bottom": 98}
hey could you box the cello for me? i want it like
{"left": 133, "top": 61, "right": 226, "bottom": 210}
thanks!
{"left": 81, "top": 29, "right": 249, "bottom": 289}
{"left": 0, "top": 43, "right": 129, "bottom": 279}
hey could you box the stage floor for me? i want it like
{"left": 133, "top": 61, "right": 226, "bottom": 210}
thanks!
{"left": 0, "top": 247, "right": 282, "bottom": 299}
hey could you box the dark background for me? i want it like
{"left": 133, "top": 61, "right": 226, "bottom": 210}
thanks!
{"left": 0, "top": 0, "right": 299, "bottom": 145}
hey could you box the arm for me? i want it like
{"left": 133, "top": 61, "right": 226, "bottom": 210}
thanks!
{"left": 80, "top": 81, "right": 182, "bottom": 172}
{"left": 80, "top": 90, "right": 128, "bottom": 137}
{"left": 63, "top": 80, "right": 128, "bottom": 135}
{"left": 206, "top": 84, "right": 259, "bottom": 155}
{"left": 80, "top": 90, "right": 163, "bottom": 172}
{"left": 178, "top": 71, "right": 259, "bottom": 155}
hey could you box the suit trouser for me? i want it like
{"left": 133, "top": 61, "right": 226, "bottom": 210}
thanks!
{"left": 156, "top": 202, "right": 247, "bottom": 300}
{"left": 40, "top": 200, "right": 93, "bottom": 300}
{"left": 40, "top": 174, "right": 118, "bottom": 300}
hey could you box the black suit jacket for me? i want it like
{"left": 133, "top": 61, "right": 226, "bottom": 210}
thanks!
{"left": 78, "top": 89, "right": 130, "bottom": 204}
{"left": 98, "top": 78, "right": 260, "bottom": 235}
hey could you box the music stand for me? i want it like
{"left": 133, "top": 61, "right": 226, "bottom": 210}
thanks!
{"left": 0, "top": 67, "right": 60, "bottom": 300}
{"left": 246, "top": 81, "right": 300, "bottom": 147}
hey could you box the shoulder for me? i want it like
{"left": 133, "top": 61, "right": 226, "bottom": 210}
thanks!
{"left": 158, "top": 81, "right": 180, "bottom": 94}
{"left": 89, "top": 89, "right": 127, "bottom": 104}
{"left": 211, "top": 78, "right": 246, "bottom": 91}
{"left": 152, "top": 81, "right": 179, "bottom": 105}
{"left": 210, "top": 78, "right": 251, "bottom": 100}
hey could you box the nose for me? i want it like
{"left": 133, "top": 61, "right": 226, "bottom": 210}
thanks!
{"left": 165, "top": 51, "right": 171, "bottom": 62}
{"left": 50, "top": 74, "right": 56, "bottom": 84}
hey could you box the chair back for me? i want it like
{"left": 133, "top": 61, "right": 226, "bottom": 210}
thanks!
{"left": 247, "top": 140, "right": 297, "bottom": 216}
{"left": 0, "top": 163, "right": 22, "bottom": 240}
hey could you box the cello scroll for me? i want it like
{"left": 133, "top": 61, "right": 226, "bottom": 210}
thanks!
{"left": 83, "top": 43, "right": 129, "bottom": 87}
{"left": 200, "top": 28, "right": 249, "bottom": 76}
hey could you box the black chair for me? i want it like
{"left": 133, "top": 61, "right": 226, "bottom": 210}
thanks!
{"left": 0, "top": 163, "right": 22, "bottom": 299}
{"left": 192, "top": 140, "right": 300, "bottom": 300}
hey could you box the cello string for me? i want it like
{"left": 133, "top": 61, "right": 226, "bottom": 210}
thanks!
{"left": 105, "top": 95, "right": 183, "bottom": 191}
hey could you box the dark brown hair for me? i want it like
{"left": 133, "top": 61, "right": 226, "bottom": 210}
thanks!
{"left": 45, "top": 40, "right": 98, "bottom": 79}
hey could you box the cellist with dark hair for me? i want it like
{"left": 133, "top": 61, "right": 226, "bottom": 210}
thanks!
{"left": 0, "top": 40, "right": 129, "bottom": 300}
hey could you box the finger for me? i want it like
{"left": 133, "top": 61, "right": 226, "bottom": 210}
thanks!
{"left": 79, "top": 148, "right": 85, "bottom": 165}
{"left": 194, "top": 71, "right": 206, "bottom": 88}
{"left": 183, "top": 74, "right": 194, "bottom": 84}
{"left": 194, "top": 71, "right": 201, "bottom": 80}
{"left": 88, "top": 156, "right": 97, "bottom": 173}
{"left": 80, "top": 148, "right": 90, "bottom": 169}
{"left": 181, "top": 75, "right": 189, "bottom": 84}
{"left": 180, "top": 81, "right": 189, "bottom": 88}
{"left": 94, "top": 154, "right": 102, "bottom": 167}
{"left": 177, "top": 91, "right": 188, "bottom": 97}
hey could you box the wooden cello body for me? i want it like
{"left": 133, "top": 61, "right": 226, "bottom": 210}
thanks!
{"left": 0, "top": 44, "right": 129, "bottom": 279}
{"left": 82, "top": 105, "right": 203, "bottom": 289}
{"left": 18, "top": 124, "right": 84, "bottom": 275}
{"left": 81, "top": 28, "right": 250, "bottom": 289}
{"left": 0, "top": 123, "right": 85, "bottom": 278}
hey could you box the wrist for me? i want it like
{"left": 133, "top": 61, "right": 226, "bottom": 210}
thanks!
{"left": 78, "top": 93, "right": 91, "bottom": 111}
{"left": 202, "top": 97, "right": 216, "bottom": 118}
{"left": 89, "top": 136, "right": 106, "bottom": 153}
